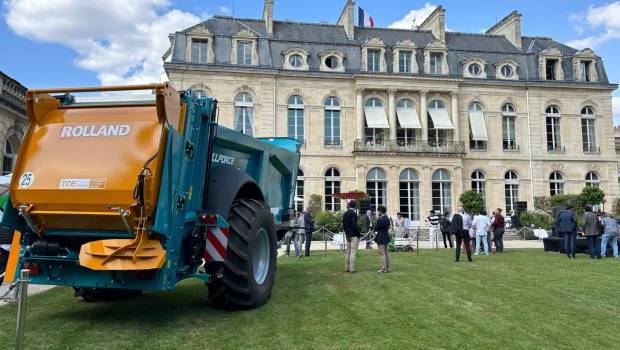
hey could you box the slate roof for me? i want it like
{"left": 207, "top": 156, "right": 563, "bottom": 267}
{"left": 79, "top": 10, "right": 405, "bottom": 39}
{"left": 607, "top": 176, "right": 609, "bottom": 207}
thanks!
{"left": 168, "top": 16, "right": 611, "bottom": 84}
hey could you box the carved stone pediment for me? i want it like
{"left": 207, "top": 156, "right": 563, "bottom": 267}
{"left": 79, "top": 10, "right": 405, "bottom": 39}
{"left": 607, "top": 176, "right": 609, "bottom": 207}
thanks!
{"left": 233, "top": 28, "right": 257, "bottom": 39}
{"left": 549, "top": 163, "right": 564, "bottom": 172}
{"left": 189, "top": 24, "right": 212, "bottom": 36}
{"left": 541, "top": 47, "right": 562, "bottom": 57}
{"left": 575, "top": 48, "right": 596, "bottom": 59}
{"left": 363, "top": 37, "right": 385, "bottom": 47}
{"left": 425, "top": 40, "right": 447, "bottom": 51}
{"left": 395, "top": 40, "right": 416, "bottom": 49}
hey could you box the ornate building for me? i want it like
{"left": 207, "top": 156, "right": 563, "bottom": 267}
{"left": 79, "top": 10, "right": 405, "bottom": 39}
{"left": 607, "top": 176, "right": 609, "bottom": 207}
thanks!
{"left": 165, "top": 1, "right": 618, "bottom": 219}
{"left": 0, "top": 71, "right": 27, "bottom": 176}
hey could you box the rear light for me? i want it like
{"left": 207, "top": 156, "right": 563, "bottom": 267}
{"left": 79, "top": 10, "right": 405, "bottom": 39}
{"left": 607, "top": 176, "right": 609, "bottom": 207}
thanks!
{"left": 25, "top": 262, "right": 41, "bottom": 275}
{"left": 199, "top": 214, "right": 217, "bottom": 225}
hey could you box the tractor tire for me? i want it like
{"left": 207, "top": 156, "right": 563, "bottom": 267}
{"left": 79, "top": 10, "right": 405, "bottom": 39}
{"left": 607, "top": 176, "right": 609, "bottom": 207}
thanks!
{"left": 207, "top": 199, "right": 277, "bottom": 310}
{"left": 0, "top": 227, "right": 14, "bottom": 245}
{"left": 73, "top": 287, "right": 142, "bottom": 302}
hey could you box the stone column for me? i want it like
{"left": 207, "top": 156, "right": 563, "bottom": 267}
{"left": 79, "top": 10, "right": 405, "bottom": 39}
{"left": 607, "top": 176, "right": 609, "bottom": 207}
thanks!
{"left": 355, "top": 164, "right": 367, "bottom": 191}
{"left": 388, "top": 89, "right": 397, "bottom": 141}
{"left": 388, "top": 164, "right": 399, "bottom": 214}
{"left": 420, "top": 165, "right": 432, "bottom": 214}
{"left": 453, "top": 166, "right": 463, "bottom": 212}
{"left": 420, "top": 90, "right": 428, "bottom": 143}
{"left": 451, "top": 91, "right": 460, "bottom": 142}
{"left": 356, "top": 88, "right": 364, "bottom": 141}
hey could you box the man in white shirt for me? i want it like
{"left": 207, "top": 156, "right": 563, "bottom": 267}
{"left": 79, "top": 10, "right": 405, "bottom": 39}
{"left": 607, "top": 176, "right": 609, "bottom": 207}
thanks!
{"left": 473, "top": 209, "right": 491, "bottom": 256}
{"left": 426, "top": 210, "right": 440, "bottom": 249}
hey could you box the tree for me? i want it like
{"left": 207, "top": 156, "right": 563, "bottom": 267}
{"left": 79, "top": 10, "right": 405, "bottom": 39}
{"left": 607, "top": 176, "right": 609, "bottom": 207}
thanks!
{"left": 309, "top": 194, "right": 322, "bottom": 213}
{"left": 580, "top": 186, "right": 605, "bottom": 206}
{"left": 459, "top": 191, "right": 484, "bottom": 214}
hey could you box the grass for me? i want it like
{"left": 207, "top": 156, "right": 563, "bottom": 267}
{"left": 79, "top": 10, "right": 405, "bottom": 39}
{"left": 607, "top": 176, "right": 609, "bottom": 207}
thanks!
{"left": 1, "top": 249, "right": 620, "bottom": 349}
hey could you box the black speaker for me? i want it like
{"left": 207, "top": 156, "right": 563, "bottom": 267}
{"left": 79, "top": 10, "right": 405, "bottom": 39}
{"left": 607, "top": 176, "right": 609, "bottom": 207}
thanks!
{"left": 515, "top": 201, "right": 528, "bottom": 211}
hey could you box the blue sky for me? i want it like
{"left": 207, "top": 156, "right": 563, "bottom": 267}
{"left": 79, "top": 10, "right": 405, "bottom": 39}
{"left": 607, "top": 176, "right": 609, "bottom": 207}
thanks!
{"left": 2, "top": 0, "right": 619, "bottom": 121}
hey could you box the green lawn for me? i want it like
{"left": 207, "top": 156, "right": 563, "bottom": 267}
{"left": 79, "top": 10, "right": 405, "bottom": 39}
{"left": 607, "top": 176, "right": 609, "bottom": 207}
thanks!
{"left": 1, "top": 249, "right": 620, "bottom": 349}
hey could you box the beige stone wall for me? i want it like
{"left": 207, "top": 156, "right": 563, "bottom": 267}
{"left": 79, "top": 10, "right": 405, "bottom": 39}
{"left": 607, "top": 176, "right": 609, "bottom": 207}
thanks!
{"left": 167, "top": 68, "right": 618, "bottom": 216}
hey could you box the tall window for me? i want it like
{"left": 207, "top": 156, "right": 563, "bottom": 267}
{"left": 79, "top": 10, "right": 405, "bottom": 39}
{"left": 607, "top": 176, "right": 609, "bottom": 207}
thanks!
{"left": 549, "top": 171, "right": 564, "bottom": 196}
{"left": 504, "top": 171, "right": 519, "bottom": 213}
{"left": 324, "top": 97, "right": 341, "bottom": 146}
{"left": 396, "top": 99, "right": 416, "bottom": 145}
{"left": 585, "top": 171, "right": 600, "bottom": 187}
{"left": 502, "top": 104, "right": 517, "bottom": 150}
{"left": 287, "top": 95, "right": 304, "bottom": 142}
{"left": 471, "top": 170, "right": 486, "bottom": 205}
{"left": 546, "top": 59, "right": 557, "bottom": 80}
{"left": 432, "top": 169, "right": 451, "bottom": 213}
{"left": 546, "top": 105, "right": 561, "bottom": 151}
{"left": 580, "top": 61, "right": 592, "bottom": 82}
{"left": 191, "top": 39, "right": 209, "bottom": 63}
{"left": 325, "top": 168, "right": 341, "bottom": 211}
{"left": 296, "top": 169, "right": 305, "bottom": 212}
{"left": 2, "top": 135, "right": 19, "bottom": 175}
{"left": 237, "top": 41, "right": 252, "bottom": 65}
{"left": 399, "top": 51, "right": 412, "bottom": 73}
{"left": 469, "top": 102, "right": 486, "bottom": 150}
{"left": 367, "top": 168, "right": 387, "bottom": 213}
{"left": 399, "top": 168, "right": 420, "bottom": 221}
{"left": 430, "top": 53, "right": 443, "bottom": 74}
{"left": 581, "top": 106, "right": 597, "bottom": 152}
{"left": 367, "top": 49, "right": 380, "bottom": 72}
{"left": 428, "top": 100, "right": 448, "bottom": 145}
{"left": 365, "top": 98, "right": 386, "bottom": 143}
{"left": 234, "top": 93, "right": 254, "bottom": 136}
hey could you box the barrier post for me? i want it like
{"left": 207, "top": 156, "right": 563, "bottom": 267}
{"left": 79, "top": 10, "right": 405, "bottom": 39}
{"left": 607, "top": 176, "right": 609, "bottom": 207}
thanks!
{"left": 15, "top": 269, "right": 29, "bottom": 350}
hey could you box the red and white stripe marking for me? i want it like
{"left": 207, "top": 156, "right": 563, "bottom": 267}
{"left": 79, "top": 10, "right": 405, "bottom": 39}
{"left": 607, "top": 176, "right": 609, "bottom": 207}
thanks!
{"left": 205, "top": 227, "right": 229, "bottom": 261}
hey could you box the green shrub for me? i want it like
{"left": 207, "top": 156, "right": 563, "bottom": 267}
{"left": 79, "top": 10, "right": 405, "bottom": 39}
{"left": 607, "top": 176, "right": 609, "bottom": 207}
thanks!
{"left": 520, "top": 209, "right": 553, "bottom": 230}
{"left": 534, "top": 196, "right": 551, "bottom": 212}
{"left": 459, "top": 191, "right": 484, "bottom": 214}
{"left": 315, "top": 210, "right": 343, "bottom": 233}
{"left": 309, "top": 194, "right": 322, "bottom": 213}
{"left": 549, "top": 194, "right": 584, "bottom": 214}
{"left": 580, "top": 186, "right": 605, "bottom": 206}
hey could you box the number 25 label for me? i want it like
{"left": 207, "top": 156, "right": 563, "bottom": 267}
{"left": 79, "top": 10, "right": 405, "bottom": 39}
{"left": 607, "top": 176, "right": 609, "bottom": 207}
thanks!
{"left": 19, "top": 172, "right": 34, "bottom": 188}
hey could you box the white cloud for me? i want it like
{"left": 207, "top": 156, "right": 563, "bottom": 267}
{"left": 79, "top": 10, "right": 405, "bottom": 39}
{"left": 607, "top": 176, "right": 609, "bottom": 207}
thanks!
{"left": 4, "top": 0, "right": 200, "bottom": 86}
{"left": 614, "top": 96, "right": 620, "bottom": 126}
{"left": 218, "top": 6, "right": 231, "bottom": 15}
{"left": 567, "top": 2, "right": 620, "bottom": 49}
{"left": 388, "top": 3, "right": 437, "bottom": 30}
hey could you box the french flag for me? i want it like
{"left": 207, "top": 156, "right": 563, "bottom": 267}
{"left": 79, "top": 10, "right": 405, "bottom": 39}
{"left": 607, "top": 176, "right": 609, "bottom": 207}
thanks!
{"left": 358, "top": 7, "right": 374, "bottom": 28}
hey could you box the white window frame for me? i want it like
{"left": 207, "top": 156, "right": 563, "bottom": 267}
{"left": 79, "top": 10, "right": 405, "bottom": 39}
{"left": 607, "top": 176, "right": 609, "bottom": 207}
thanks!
{"left": 585, "top": 171, "right": 600, "bottom": 187}
{"left": 504, "top": 171, "right": 519, "bottom": 213}
{"left": 502, "top": 104, "right": 517, "bottom": 150}
{"left": 581, "top": 106, "right": 597, "bottom": 152}
{"left": 234, "top": 93, "right": 254, "bottom": 136}
{"left": 367, "top": 49, "right": 381, "bottom": 72}
{"left": 396, "top": 99, "right": 416, "bottom": 145}
{"left": 364, "top": 98, "right": 386, "bottom": 143}
{"left": 545, "top": 105, "right": 561, "bottom": 151}
{"left": 324, "top": 97, "right": 341, "bottom": 146}
{"left": 367, "top": 168, "right": 387, "bottom": 213}
{"left": 471, "top": 170, "right": 486, "bottom": 204}
{"left": 431, "top": 169, "right": 452, "bottom": 213}
{"left": 428, "top": 100, "right": 448, "bottom": 145}
{"left": 287, "top": 95, "right": 304, "bottom": 143}
{"left": 399, "top": 51, "right": 412, "bottom": 73}
{"left": 399, "top": 168, "right": 420, "bottom": 221}
{"left": 549, "top": 171, "right": 565, "bottom": 196}
{"left": 469, "top": 102, "right": 486, "bottom": 150}
{"left": 325, "top": 168, "right": 342, "bottom": 212}
{"left": 296, "top": 169, "right": 305, "bottom": 212}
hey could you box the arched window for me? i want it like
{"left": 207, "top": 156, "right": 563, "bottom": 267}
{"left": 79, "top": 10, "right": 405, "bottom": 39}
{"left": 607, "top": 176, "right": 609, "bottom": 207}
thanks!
{"left": 367, "top": 167, "right": 387, "bottom": 213}
{"left": 296, "top": 169, "right": 305, "bottom": 212}
{"left": 469, "top": 102, "right": 486, "bottom": 150}
{"left": 234, "top": 93, "right": 254, "bottom": 136}
{"left": 191, "top": 89, "right": 208, "bottom": 99}
{"left": 396, "top": 99, "right": 417, "bottom": 146}
{"left": 364, "top": 98, "right": 386, "bottom": 143}
{"left": 287, "top": 95, "right": 304, "bottom": 142}
{"left": 324, "top": 97, "right": 341, "bottom": 146}
{"left": 471, "top": 170, "right": 486, "bottom": 204}
{"left": 399, "top": 168, "right": 420, "bottom": 220}
{"left": 325, "top": 168, "right": 341, "bottom": 211}
{"left": 431, "top": 169, "right": 451, "bottom": 213}
{"left": 504, "top": 171, "right": 519, "bottom": 213}
{"left": 502, "top": 104, "right": 517, "bottom": 150}
{"left": 549, "top": 171, "right": 564, "bottom": 196}
{"left": 545, "top": 105, "right": 561, "bottom": 151}
{"left": 428, "top": 100, "right": 448, "bottom": 145}
{"left": 585, "top": 171, "right": 600, "bottom": 187}
{"left": 2, "top": 134, "right": 20, "bottom": 175}
{"left": 581, "top": 106, "right": 597, "bottom": 152}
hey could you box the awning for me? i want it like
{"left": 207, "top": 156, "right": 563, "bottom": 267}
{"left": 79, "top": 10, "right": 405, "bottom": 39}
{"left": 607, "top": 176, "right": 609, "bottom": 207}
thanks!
{"left": 428, "top": 108, "right": 454, "bottom": 129}
{"left": 468, "top": 111, "right": 488, "bottom": 141}
{"left": 396, "top": 108, "right": 422, "bottom": 129}
{"left": 364, "top": 106, "right": 390, "bottom": 128}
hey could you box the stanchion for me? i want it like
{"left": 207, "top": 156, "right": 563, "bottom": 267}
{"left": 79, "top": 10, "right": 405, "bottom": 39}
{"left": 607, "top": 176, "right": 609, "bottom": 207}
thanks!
{"left": 416, "top": 229, "right": 419, "bottom": 255}
{"left": 15, "top": 269, "right": 29, "bottom": 350}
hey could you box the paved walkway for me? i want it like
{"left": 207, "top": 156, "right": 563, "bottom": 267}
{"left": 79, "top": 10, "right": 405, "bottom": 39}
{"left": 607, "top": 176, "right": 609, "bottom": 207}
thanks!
{"left": 0, "top": 283, "right": 54, "bottom": 306}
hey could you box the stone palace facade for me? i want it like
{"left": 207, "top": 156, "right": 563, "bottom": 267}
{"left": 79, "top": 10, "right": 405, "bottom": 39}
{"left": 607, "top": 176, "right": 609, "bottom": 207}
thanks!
{"left": 164, "top": 0, "right": 618, "bottom": 219}
{"left": 0, "top": 71, "right": 27, "bottom": 176}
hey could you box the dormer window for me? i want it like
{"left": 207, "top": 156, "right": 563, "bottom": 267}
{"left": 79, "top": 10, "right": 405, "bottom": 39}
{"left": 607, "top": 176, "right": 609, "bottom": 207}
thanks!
{"left": 361, "top": 38, "right": 387, "bottom": 73}
{"left": 424, "top": 40, "right": 448, "bottom": 75}
{"left": 231, "top": 29, "right": 258, "bottom": 66}
{"left": 393, "top": 40, "right": 418, "bottom": 74}
{"left": 399, "top": 51, "right": 413, "bottom": 73}
{"left": 430, "top": 53, "right": 443, "bottom": 74}
{"left": 237, "top": 41, "right": 252, "bottom": 66}
{"left": 463, "top": 58, "right": 487, "bottom": 79}
{"left": 368, "top": 49, "right": 381, "bottom": 72}
{"left": 283, "top": 48, "right": 310, "bottom": 71}
{"left": 545, "top": 59, "right": 558, "bottom": 80}
{"left": 501, "top": 65, "right": 513, "bottom": 78}
{"left": 495, "top": 59, "right": 519, "bottom": 80}
{"left": 191, "top": 39, "right": 209, "bottom": 63}
{"left": 573, "top": 48, "right": 598, "bottom": 82}
{"left": 468, "top": 63, "right": 481, "bottom": 76}
{"left": 580, "top": 61, "right": 592, "bottom": 81}
{"left": 319, "top": 50, "right": 345, "bottom": 72}
{"left": 539, "top": 47, "right": 563, "bottom": 81}
{"left": 185, "top": 25, "right": 214, "bottom": 64}
{"left": 325, "top": 56, "right": 339, "bottom": 69}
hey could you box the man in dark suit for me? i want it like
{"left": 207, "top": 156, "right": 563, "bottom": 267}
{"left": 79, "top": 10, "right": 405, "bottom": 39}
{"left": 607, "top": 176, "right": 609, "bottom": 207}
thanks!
{"left": 303, "top": 208, "right": 315, "bottom": 256}
{"left": 342, "top": 200, "right": 360, "bottom": 273}
{"left": 450, "top": 207, "right": 472, "bottom": 262}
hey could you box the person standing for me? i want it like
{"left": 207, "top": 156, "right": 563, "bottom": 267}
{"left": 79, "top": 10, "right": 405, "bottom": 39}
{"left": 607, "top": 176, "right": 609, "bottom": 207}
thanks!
{"left": 555, "top": 207, "right": 577, "bottom": 258}
{"left": 439, "top": 209, "right": 452, "bottom": 249}
{"left": 364, "top": 209, "right": 374, "bottom": 249}
{"left": 492, "top": 208, "right": 506, "bottom": 253}
{"left": 295, "top": 212, "right": 305, "bottom": 258}
{"left": 303, "top": 207, "right": 315, "bottom": 256}
{"left": 284, "top": 213, "right": 298, "bottom": 256}
{"left": 426, "top": 210, "right": 440, "bottom": 249}
{"left": 394, "top": 213, "right": 405, "bottom": 238}
{"left": 473, "top": 209, "right": 491, "bottom": 256}
{"left": 462, "top": 209, "right": 473, "bottom": 254}
{"left": 600, "top": 213, "right": 619, "bottom": 258}
{"left": 342, "top": 200, "right": 361, "bottom": 272}
{"left": 582, "top": 205, "right": 601, "bottom": 259}
{"left": 450, "top": 207, "right": 472, "bottom": 262}
{"left": 375, "top": 206, "right": 391, "bottom": 273}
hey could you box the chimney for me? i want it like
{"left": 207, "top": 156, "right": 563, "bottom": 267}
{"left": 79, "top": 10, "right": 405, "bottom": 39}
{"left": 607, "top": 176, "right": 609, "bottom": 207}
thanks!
{"left": 486, "top": 11, "right": 522, "bottom": 48}
{"left": 418, "top": 6, "right": 445, "bottom": 42}
{"left": 337, "top": 0, "right": 355, "bottom": 40}
{"left": 263, "top": 0, "right": 274, "bottom": 35}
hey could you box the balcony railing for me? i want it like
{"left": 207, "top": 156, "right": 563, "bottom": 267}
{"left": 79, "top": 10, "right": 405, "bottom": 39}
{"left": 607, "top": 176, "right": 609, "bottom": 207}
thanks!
{"left": 353, "top": 140, "right": 465, "bottom": 155}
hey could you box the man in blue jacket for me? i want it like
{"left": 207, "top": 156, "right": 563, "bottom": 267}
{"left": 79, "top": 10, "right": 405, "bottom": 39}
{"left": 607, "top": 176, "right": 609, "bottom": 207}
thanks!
{"left": 342, "top": 200, "right": 360, "bottom": 273}
{"left": 375, "top": 206, "right": 391, "bottom": 273}
{"left": 554, "top": 206, "right": 577, "bottom": 258}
